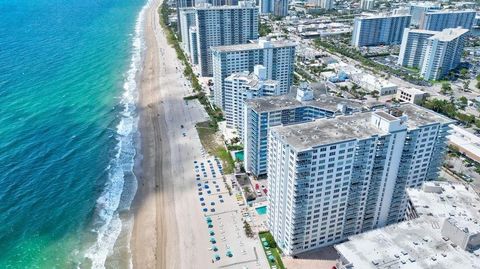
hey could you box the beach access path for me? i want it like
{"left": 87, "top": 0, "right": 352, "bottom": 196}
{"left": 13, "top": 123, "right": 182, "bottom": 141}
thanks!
{"left": 130, "top": 0, "right": 213, "bottom": 268}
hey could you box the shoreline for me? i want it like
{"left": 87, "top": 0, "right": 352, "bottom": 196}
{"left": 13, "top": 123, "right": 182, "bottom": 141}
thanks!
{"left": 130, "top": 0, "right": 168, "bottom": 267}
{"left": 129, "top": 0, "right": 239, "bottom": 267}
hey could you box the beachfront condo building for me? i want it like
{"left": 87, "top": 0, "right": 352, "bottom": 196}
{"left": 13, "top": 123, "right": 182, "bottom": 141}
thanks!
{"left": 211, "top": 39, "right": 295, "bottom": 109}
{"left": 360, "top": 0, "right": 374, "bottom": 10}
{"left": 176, "top": 0, "right": 196, "bottom": 36}
{"left": 189, "top": 27, "right": 199, "bottom": 64}
{"left": 179, "top": 8, "right": 196, "bottom": 55}
{"left": 351, "top": 14, "right": 411, "bottom": 47}
{"left": 243, "top": 83, "right": 364, "bottom": 178}
{"left": 398, "top": 27, "right": 468, "bottom": 80}
{"left": 420, "top": 10, "right": 476, "bottom": 31}
{"left": 224, "top": 65, "right": 281, "bottom": 137}
{"left": 408, "top": 2, "right": 441, "bottom": 27}
{"left": 267, "top": 104, "right": 454, "bottom": 255}
{"left": 193, "top": 1, "right": 259, "bottom": 77}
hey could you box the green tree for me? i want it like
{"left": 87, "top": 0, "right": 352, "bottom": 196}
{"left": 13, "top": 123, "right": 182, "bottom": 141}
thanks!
{"left": 458, "top": 96, "right": 468, "bottom": 109}
{"left": 460, "top": 68, "right": 468, "bottom": 79}
{"left": 259, "top": 22, "right": 272, "bottom": 37}
{"left": 440, "top": 82, "right": 452, "bottom": 95}
{"left": 423, "top": 99, "right": 457, "bottom": 118}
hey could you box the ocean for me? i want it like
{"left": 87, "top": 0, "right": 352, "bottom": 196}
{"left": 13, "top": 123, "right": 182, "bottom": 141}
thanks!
{"left": 0, "top": 0, "right": 147, "bottom": 268}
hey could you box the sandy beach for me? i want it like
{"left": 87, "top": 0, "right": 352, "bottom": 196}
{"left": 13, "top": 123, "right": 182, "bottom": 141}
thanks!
{"left": 130, "top": 1, "right": 269, "bottom": 268}
{"left": 131, "top": 0, "right": 211, "bottom": 267}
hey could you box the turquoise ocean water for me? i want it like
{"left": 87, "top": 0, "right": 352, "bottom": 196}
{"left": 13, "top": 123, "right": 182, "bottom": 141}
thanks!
{"left": 0, "top": 0, "right": 147, "bottom": 267}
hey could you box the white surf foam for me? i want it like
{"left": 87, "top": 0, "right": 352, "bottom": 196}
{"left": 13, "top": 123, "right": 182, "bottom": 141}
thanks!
{"left": 84, "top": 1, "right": 150, "bottom": 268}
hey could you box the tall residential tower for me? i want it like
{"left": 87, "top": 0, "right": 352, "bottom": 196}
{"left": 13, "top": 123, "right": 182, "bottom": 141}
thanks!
{"left": 420, "top": 10, "right": 476, "bottom": 31}
{"left": 267, "top": 104, "right": 453, "bottom": 255}
{"left": 398, "top": 27, "right": 469, "bottom": 80}
{"left": 211, "top": 39, "right": 295, "bottom": 109}
{"left": 243, "top": 84, "right": 364, "bottom": 177}
{"left": 351, "top": 14, "right": 411, "bottom": 47}
{"left": 194, "top": 1, "right": 259, "bottom": 76}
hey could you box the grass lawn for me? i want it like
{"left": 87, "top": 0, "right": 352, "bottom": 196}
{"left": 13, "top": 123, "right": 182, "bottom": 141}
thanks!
{"left": 259, "top": 232, "right": 285, "bottom": 269}
{"left": 196, "top": 121, "right": 234, "bottom": 174}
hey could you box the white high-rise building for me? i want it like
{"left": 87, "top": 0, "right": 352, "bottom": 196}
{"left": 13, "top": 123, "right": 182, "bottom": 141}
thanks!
{"left": 351, "top": 14, "right": 411, "bottom": 47}
{"left": 360, "top": 0, "right": 374, "bottom": 10}
{"left": 267, "top": 104, "right": 453, "bottom": 255}
{"left": 244, "top": 83, "right": 364, "bottom": 177}
{"left": 179, "top": 8, "right": 197, "bottom": 55}
{"left": 398, "top": 28, "right": 436, "bottom": 68}
{"left": 224, "top": 65, "right": 281, "bottom": 136}
{"left": 421, "top": 28, "right": 468, "bottom": 80}
{"left": 398, "top": 27, "right": 469, "bottom": 80}
{"left": 211, "top": 39, "right": 296, "bottom": 109}
{"left": 408, "top": 2, "right": 441, "bottom": 27}
{"left": 192, "top": 1, "right": 259, "bottom": 77}
{"left": 420, "top": 10, "right": 476, "bottom": 31}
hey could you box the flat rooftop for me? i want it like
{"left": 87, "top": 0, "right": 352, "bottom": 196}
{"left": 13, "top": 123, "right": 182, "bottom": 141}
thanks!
{"left": 430, "top": 28, "right": 470, "bottom": 42}
{"left": 356, "top": 13, "right": 411, "bottom": 20}
{"left": 211, "top": 40, "right": 296, "bottom": 53}
{"left": 398, "top": 87, "right": 426, "bottom": 95}
{"left": 270, "top": 104, "right": 454, "bottom": 151}
{"left": 245, "top": 86, "right": 365, "bottom": 113}
{"left": 448, "top": 125, "right": 480, "bottom": 160}
{"left": 425, "top": 9, "right": 476, "bottom": 15}
{"left": 394, "top": 103, "right": 455, "bottom": 128}
{"left": 194, "top": 2, "right": 257, "bottom": 10}
{"left": 272, "top": 112, "right": 382, "bottom": 150}
{"left": 408, "top": 29, "right": 438, "bottom": 35}
{"left": 335, "top": 182, "right": 480, "bottom": 269}
{"left": 225, "top": 71, "right": 277, "bottom": 88}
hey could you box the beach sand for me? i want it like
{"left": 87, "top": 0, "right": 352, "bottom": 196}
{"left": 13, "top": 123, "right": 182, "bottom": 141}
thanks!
{"left": 130, "top": 0, "right": 213, "bottom": 268}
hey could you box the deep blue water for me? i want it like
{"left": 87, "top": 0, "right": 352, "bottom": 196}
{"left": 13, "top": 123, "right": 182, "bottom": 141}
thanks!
{"left": 0, "top": 0, "right": 145, "bottom": 267}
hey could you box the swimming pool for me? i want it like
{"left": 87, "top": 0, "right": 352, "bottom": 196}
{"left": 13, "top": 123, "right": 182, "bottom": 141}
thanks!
{"left": 255, "top": 205, "right": 267, "bottom": 215}
{"left": 234, "top": 151, "right": 244, "bottom": 161}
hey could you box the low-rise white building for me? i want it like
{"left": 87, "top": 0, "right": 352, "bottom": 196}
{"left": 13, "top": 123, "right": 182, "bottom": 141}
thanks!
{"left": 396, "top": 87, "right": 426, "bottom": 104}
{"left": 335, "top": 181, "right": 480, "bottom": 268}
{"left": 349, "top": 73, "right": 398, "bottom": 95}
{"left": 448, "top": 125, "right": 480, "bottom": 163}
